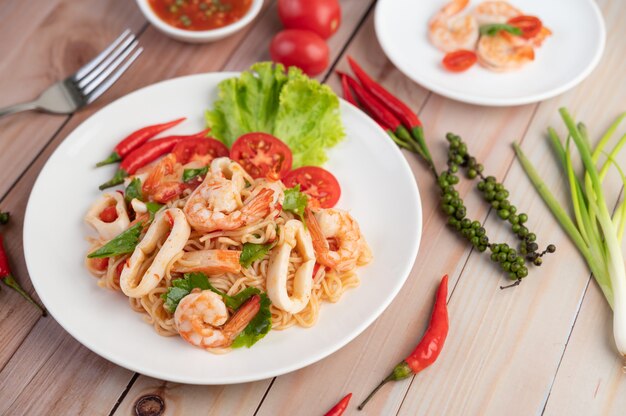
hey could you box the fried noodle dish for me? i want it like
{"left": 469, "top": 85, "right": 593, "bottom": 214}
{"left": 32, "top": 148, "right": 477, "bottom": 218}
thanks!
{"left": 85, "top": 154, "right": 371, "bottom": 353}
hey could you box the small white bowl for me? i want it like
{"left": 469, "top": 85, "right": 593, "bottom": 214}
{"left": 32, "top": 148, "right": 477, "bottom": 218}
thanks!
{"left": 135, "top": 0, "right": 264, "bottom": 43}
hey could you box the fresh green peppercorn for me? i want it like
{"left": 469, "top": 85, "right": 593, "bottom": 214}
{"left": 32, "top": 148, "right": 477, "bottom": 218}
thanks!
{"left": 485, "top": 182, "right": 495, "bottom": 192}
{"left": 526, "top": 233, "right": 537, "bottom": 242}
{"left": 509, "top": 215, "right": 519, "bottom": 224}
{"left": 468, "top": 169, "right": 477, "bottom": 179}
{"left": 517, "top": 267, "right": 528, "bottom": 278}
{"left": 508, "top": 272, "right": 518, "bottom": 280}
{"left": 471, "top": 236, "right": 480, "bottom": 246}
{"left": 443, "top": 205, "right": 455, "bottom": 215}
{"left": 547, "top": 244, "right": 556, "bottom": 253}
{"left": 515, "top": 257, "right": 524, "bottom": 265}
{"left": 518, "top": 226, "right": 528, "bottom": 238}
{"left": 486, "top": 176, "right": 496, "bottom": 183}
{"left": 471, "top": 221, "right": 480, "bottom": 229}
{"left": 498, "top": 209, "right": 510, "bottom": 219}
{"left": 451, "top": 190, "right": 459, "bottom": 198}
{"left": 512, "top": 224, "right": 521, "bottom": 233}
{"left": 478, "top": 245, "right": 487, "bottom": 252}
{"left": 449, "top": 164, "right": 459, "bottom": 173}
{"left": 446, "top": 133, "right": 456, "bottom": 141}
{"left": 494, "top": 183, "right": 504, "bottom": 192}
{"left": 511, "top": 263, "right": 520, "bottom": 272}
{"left": 445, "top": 185, "right": 455, "bottom": 194}
{"left": 498, "top": 252, "right": 508, "bottom": 262}
{"left": 502, "top": 261, "right": 511, "bottom": 271}
{"left": 448, "top": 175, "right": 460, "bottom": 185}
{"left": 498, "top": 243, "right": 509, "bottom": 253}
{"left": 442, "top": 193, "right": 453, "bottom": 203}
{"left": 492, "top": 201, "right": 501, "bottom": 209}
{"left": 519, "top": 213, "right": 528, "bottom": 223}
{"left": 454, "top": 155, "right": 464, "bottom": 165}
{"left": 495, "top": 191, "right": 506, "bottom": 201}
{"left": 477, "top": 181, "right": 486, "bottom": 191}
{"left": 499, "top": 200, "right": 511, "bottom": 210}
{"left": 461, "top": 218, "right": 472, "bottom": 228}
{"left": 451, "top": 198, "right": 462, "bottom": 208}
{"left": 455, "top": 209, "right": 466, "bottom": 220}
{"left": 527, "top": 242, "right": 539, "bottom": 252}
{"left": 491, "top": 244, "right": 500, "bottom": 253}
{"left": 476, "top": 164, "right": 484, "bottom": 173}
{"left": 491, "top": 252, "right": 499, "bottom": 262}
{"left": 509, "top": 206, "right": 517, "bottom": 214}
{"left": 485, "top": 190, "right": 496, "bottom": 200}
{"left": 477, "top": 227, "right": 486, "bottom": 237}
{"left": 447, "top": 217, "right": 458, "bottom": 226}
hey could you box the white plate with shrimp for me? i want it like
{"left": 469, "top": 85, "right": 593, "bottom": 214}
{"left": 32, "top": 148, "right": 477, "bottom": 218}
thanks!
{"left": 23, "top": 73, "right": 422, "bottom": 384}
{"left": 375, "top": 0, "right": 605, "bottom": 106}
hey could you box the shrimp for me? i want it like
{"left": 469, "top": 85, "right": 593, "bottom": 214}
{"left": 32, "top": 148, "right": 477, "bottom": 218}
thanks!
{"left": 429, "top": 0, "right": 479, "bottom": 53}
{"left": 142, "top": 154, "right": 186, "bottom": 203}
{"left": 85, "top": 192, "right": 130, "bottom": 241}
{"left": 477, "top": 31, "right": 534, "bottom": 72}
{"left": 172, "top": 249, "right": 242, "bottom": 275}
{"left": 175, "top": 290, "right": 261, "bottom": 349}
{"left": 120, "top": 208, "right": 191, "bottom": 298}
{"left": 266, "top": 219, "right": 315, "bottom": 314}
{"left": 473, "top": 1, "right": 521, "bottom": 25}
{"left": 305, "top": 208, "right": 364, "bottom": 272}
{"left": 184, "top": 159, "right": 281, "bottom": 232}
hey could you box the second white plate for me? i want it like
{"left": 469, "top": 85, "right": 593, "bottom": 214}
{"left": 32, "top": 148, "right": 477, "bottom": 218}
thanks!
{"left": 375, "top": 0, "right": 605, "bottom": 106}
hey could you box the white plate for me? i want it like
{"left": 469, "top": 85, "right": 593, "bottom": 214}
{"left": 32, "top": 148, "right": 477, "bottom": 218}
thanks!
{"left": 375, "top": 0, "right": 605, "bottom": 106}
{"left": 24, "top": 73, "right": 422, "bottom": 384}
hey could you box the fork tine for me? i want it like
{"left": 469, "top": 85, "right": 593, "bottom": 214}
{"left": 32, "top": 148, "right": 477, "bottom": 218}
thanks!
{"left": 76, "top": 33, "right": 136, "bottom": 89}
{"left": 72, "top": 29, "right": 133, "bottom": 82}
{"left": 81, "top": 40, "right": 138, "bottom": 96}
{"left": 86, "top": 47, "right": 143, "bottom": 104}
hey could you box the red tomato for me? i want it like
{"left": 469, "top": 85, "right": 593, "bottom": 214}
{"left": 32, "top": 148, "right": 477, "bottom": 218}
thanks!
{"left": 282, "top": 166, "right": 341, "bottom": 208}
{"left": 270, "top": 29, "right": 329, "bottom": 76}
{"left": 90, "top": 257, "right": 109, "bottom": 272}
{"left": 172, "top": 138, "right": 229, "bottom": 165}
{"left": 278, "top": 0, "right": 341, "bottom": 39}
{"left": 507, "top": 15, "right": 543, "bottom": 39}
{"left": 442, "top": 50, "right": 477, "bottom": 72}
{"left": 99, "top": 205, "right": 118, "bottom": 223}
{"left": 230, "top": 133, "right": 293, "bottom": 179}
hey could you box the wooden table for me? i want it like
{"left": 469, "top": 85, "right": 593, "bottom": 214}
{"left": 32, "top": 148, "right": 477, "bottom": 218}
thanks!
{"left": 1, "top": 1, "right": 625, "bottom": 415}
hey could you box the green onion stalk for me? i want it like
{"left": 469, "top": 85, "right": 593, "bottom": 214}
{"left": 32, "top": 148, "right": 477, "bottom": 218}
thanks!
{"left": 514, "top": 108, "right": 626, "bottom": 362}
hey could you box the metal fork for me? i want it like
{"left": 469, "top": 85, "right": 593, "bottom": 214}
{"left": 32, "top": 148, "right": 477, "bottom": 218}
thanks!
{"left": 0, "top": 29, "right": 143, "bottom": 119}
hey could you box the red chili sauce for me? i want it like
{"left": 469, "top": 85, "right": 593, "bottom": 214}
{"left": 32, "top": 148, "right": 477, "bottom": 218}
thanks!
{"left": 148, "top": 0, "right": 252, "bottom": 31}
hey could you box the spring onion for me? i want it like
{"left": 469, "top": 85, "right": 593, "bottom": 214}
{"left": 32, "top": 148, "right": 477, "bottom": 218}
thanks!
{"left": 514, "top": 107, "right": 626, "bottom": 360}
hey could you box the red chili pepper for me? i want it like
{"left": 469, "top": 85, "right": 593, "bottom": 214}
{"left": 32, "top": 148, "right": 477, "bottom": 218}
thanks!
{"left": 358, "top": 275, "right": 449, "bottom": 410}
{"left": 96, "top": 117, "right": 186, "bottom": 167}
{"left": 346, "top": 57, "right": 434, "bottom": 170}
{"left": 99, "top": 129, "right": 210, "bottom": 190}
{"left": 324, "top": 393, "right": 352, "bottom": 416}
{"left": 0, "top": 234, "right": 46, "bottom": 315}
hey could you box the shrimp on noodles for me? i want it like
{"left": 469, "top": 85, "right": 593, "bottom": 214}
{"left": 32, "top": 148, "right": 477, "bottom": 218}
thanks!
{"left": 429, "top": 0, "right": 479, "bottom": 53}
{"left": 175, "top": 290, "right": 261, "bottom": 349}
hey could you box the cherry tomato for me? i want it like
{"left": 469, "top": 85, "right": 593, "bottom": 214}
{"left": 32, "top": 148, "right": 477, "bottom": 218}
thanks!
{"left": 278, "top": 0, "right": 341, "bottom": 39}
{"left": 507, "top": 15, "right": 543, "bottom": 39}
{"left": 90, "top": 257, "right": 109, "bottom": 272}
{"left": 99, "top": 205, "right": 118, "bottom": 223}
{"left": 442, "top": 50, "right": 477, "bottom": 72}
{"left": 230, "top": 132, "right": 293, "bottom": 179}
{"left": 282, "top": 166, "right": 341, "bottom": 208}
{"left": 270, "top": 29, "right": 329, "bottom": 76}
{"left": 172, "top": 137, "right": 229, "bottom": 165}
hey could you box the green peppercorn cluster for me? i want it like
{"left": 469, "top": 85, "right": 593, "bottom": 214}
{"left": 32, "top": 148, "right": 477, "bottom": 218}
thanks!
{"left": 438, "top": 133, "right": 555, "bottom": 286}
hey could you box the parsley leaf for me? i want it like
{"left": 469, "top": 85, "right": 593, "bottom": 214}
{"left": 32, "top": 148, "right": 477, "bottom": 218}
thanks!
{"left": 239, "top": 242, "right": 272, "bottom": 268}
{"left": 87, "top": 222, "right": 143, "bottom": 258}
{"left": 479, "top": 23, "right": 523, "bottom": 36}
{"left": 283, "top": 185, "right": 308, "bottom": 222}
{"left": 182, "top": 166, "right": 208, "bottom": 182}
{"left": 232, "top": 293, "right": 272, "bottom": 348}
{"left": 145, "top": 202, "right": 164, "bottom": 221}
{"left": 161, "top": 272, "right": 211, "bottom": 313}
{"left": 124, "top": 178, "right": 143, "bottom": 203}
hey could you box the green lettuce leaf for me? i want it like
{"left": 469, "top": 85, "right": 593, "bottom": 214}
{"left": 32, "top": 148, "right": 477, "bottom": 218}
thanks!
{"left": 205, "top": 62, "right": 344, "bottom": 167}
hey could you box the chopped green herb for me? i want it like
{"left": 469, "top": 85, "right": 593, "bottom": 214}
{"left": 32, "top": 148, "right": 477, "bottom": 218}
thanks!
{"left": 161, "top": 272, "right": 211, "bottom": 313}
{"left": 239, "top": 243, "right": 272, "bottom": 268}
{"left": 183, "top": 166, "right": 208, "bottom": 182}
{"left": 87, "top": 222, "right": 143, "bottom": 258}
{"left": 283, "top": 185, "right": 308, "bottom": 222}
{"left": 125, "top": 178, "right": 143, "bottom": 203}
{"left": 479, "top": 23, "right": 523, "bottom": 37}
{"left": 146, "top": 202, "right": 164, "bottom": 221}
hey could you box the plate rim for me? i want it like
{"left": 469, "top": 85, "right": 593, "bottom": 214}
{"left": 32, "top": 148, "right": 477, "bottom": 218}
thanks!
{"left": 23, "top": 72, "right": 423, "bottom": 384}
{"left": 374, "top": 0, "right": 607, "bottom": 106}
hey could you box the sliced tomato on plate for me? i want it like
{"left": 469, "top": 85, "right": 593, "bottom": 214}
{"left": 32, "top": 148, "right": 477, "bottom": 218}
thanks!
{"left": 99, "top": 205, "right": 118, "bottom": 223}
{"left": 442, "top": 50, "right": 477, "bottom": 72}
{"left": 282, "top": 166, "right": 341, "bottom": 208}
{"left": 507, "top": 15, "right": 543, "bottom": 39}
{"left": 172, "top": 137, "right": 229, "bottom": 165}
{"left": 230, "top": 132, "right": 293, "bottom": 179}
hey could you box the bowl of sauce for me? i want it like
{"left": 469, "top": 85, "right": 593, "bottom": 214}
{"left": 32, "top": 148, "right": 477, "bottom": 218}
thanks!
{"left": 136, "top": 0, "right": 264, "bottom": 43}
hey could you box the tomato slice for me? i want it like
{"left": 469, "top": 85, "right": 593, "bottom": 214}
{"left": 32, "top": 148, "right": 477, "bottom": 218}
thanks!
{"left": 230, "top": 132, "right": 293, "bottom": 179}
{"left": 442, "top": 50, "right": 477, "bottom": 72}
{"left": 172, "top": 138, "right": 229, "bottom": 165}
{"left": 99, "top": 205, "right": 118, "bottom": 223}
{"left": 507, "top": 15, "right": 542, "bottom": 39}
{"left": 282, "top": 166, "right": 341, "bottom": 208}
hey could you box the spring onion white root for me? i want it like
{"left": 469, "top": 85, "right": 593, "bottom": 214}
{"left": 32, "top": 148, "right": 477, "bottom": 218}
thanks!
{"left": 514, "top": 108, "right": 626, "bottom": 363}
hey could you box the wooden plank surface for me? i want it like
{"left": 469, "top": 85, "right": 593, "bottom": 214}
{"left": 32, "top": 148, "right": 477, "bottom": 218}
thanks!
{"left": 1, "top": 0, "right": 625, "bottom": 415}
